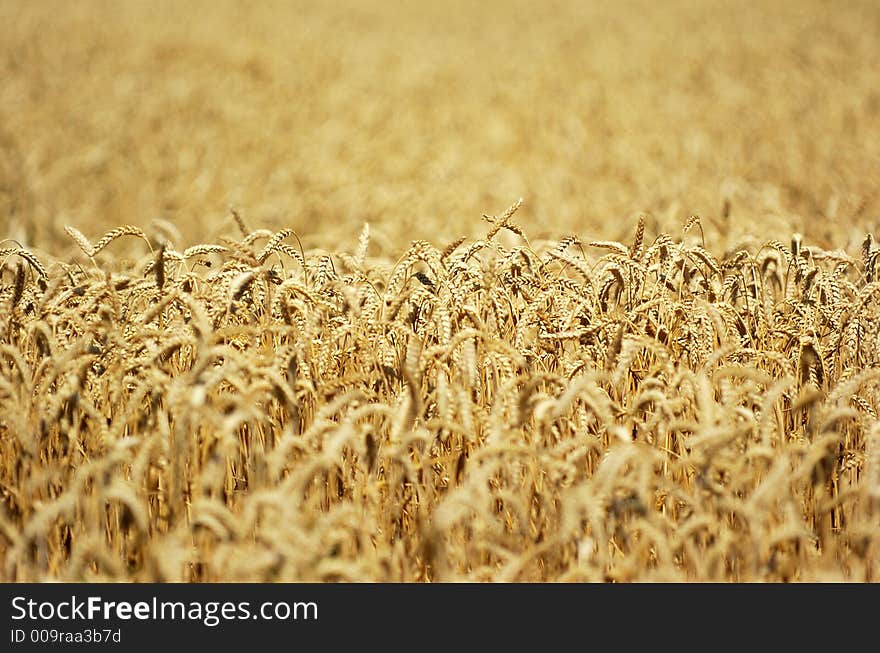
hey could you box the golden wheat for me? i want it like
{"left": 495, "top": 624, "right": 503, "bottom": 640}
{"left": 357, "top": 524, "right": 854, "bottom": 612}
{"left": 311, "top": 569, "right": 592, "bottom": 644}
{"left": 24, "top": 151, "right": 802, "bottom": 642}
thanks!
{"left": 0, "top": 211, "right": 879, "bottom": 581}
{"left": 2, "top": 0, "right": 880, "bottom": 583}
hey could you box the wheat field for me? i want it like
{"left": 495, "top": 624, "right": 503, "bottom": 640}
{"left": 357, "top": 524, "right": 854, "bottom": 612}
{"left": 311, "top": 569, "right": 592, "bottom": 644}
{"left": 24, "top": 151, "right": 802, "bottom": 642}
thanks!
{"left": 1, "top": 0, "right": 880, "bottom": 582}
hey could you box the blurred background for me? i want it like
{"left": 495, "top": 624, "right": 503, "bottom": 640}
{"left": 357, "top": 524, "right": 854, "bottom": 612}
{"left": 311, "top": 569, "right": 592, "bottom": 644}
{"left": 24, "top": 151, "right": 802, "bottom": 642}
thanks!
{"left": 1, "top": 0, "right": 878, "bottom": 255}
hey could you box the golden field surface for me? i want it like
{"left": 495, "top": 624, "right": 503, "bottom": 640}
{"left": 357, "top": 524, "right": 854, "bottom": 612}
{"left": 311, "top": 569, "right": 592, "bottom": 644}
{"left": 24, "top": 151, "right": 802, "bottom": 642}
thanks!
{"left": 1, "top": 0, "right": 880, "bottom": 581}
